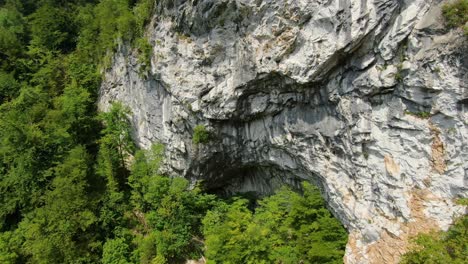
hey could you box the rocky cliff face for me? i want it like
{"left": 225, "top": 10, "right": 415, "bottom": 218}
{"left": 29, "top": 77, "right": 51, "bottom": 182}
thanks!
{"left": 99, "top": 0, "right": 467, "bottom": 263}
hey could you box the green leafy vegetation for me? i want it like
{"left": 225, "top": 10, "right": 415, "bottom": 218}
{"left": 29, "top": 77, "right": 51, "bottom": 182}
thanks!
{"left": 404, "top": 110, "right": 431, "bottom": 119}
{"left": 136, "top": 37, "right": 153, "bottom": 76}
{"left": 0, "top": 3, "right": 25, "bottom": 60}
{"left": 0, "top": 0, "right": 350, "bottom": 263}
{"left": 193, "top": 124, "right": 210, "bottom": 144}
{"left": 442, "top": 0, "right": 468, "bottom": 35}
{"left": 401, "top": 214, "right": 467, "bottom": 264}
{"left": 203, "top": 183, "right": 348, "bottom": 264}
{"left": 76, "top": 0, "right": 155, "bottom": 69}
{"left": 455, "top": 198, "right": 468, "bottom": 206}
{"left": 98, "top": 145, "right": 220, "bottom": 263}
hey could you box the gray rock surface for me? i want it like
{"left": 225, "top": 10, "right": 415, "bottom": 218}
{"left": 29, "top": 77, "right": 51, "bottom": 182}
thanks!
{"left": 99, "top": 0, "right": 468, "bottom": 263}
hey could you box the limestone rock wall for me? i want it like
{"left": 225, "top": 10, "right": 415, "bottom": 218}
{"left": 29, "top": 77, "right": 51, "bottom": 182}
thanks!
{"left": 99, "top": 0, "right": 467, "bottom": 263}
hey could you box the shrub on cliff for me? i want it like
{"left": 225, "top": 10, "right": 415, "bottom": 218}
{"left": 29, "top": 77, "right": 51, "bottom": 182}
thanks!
{"left": 193, "top": 125, "right": 210, "bottom": 144}
{"left": 442, "top": 0, "right": 468, "bottom": 35}
{"left": 401, "top": 214, "right": 467, "bottom": 264}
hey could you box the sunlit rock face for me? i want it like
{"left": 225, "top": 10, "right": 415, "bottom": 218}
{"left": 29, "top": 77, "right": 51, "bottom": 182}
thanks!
{"left": 99, "top": 0, "right": 467, "bottom": 263}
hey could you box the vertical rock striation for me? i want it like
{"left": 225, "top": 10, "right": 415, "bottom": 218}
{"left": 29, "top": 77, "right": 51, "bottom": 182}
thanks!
{"left": 99, "top": 0, "right": 467, "bottom": 263}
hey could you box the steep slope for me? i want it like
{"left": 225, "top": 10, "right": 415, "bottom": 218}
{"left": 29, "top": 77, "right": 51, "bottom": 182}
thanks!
{"left": 99, "top": 0, "right": 468, "bottom": 263}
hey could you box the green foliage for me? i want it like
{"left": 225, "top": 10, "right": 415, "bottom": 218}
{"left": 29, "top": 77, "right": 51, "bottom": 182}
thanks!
{"left": 17, "top": 146, "right": 100, "bottom": 264}
{"left": 87, "top": 0, "right": 135, "bottom": 66}
{"left": 0, "top": 71, "right": 19, "bottom": 102}
{"left": 455, "top": 198, "right": 468, "bottom": 206}
{"left": 203, "top": 199, "right": 256, "bottom": 264}
{"left": 76, "top": 0, "right": 155, "bottom": 69}
{"left": 442, "top": 0, "right": 468, "bottom": 35}
{"left": 126, "top": 146, "right": 218, "bottom": 263}
{"left": 133, "top": 0, "right": 155, "bottom": 76}
{"left": 102, "top": 237, "right": 132, "bottom": 264}
{"left": 0, "top": 5, "right": 25, "bottom": 59}
{"left": 203, "top": 183, "right": 348, "bottom": 264}
{"left": 99, "top": 102, "right": 135, "bottom": 172}
{"left": 0, "top": 231, "right": 21, "bottom": 264}
{"left": 128, "top": 144, "right": 165, "bottom": 211}
{"left": 193, "top": 125, "right": 210, "bottom": 144}
{"left": 95, "top": 102, "right": 136, "bottom": 242}
{"left": 133, "top": 0, "right": 155, "bottom": 36}
{"left": 404, "top": 110, "right": 431, "bottom": 119}
{"left": 28, "top": 4, "right": 77, "bottom": 52}
{"left": 136, "top": 37, "right": 152, "bottom": 76}
{"left": 0, "top": 1, "right": 159, "bottom": 263}
{"left": 401, "top": 215, "right": 467, "bottom": 264}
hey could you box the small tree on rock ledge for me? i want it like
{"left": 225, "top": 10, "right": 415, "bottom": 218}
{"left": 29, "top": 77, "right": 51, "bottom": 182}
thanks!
{"left": 193, "top": 125, "right": 210, "bottom": 145}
